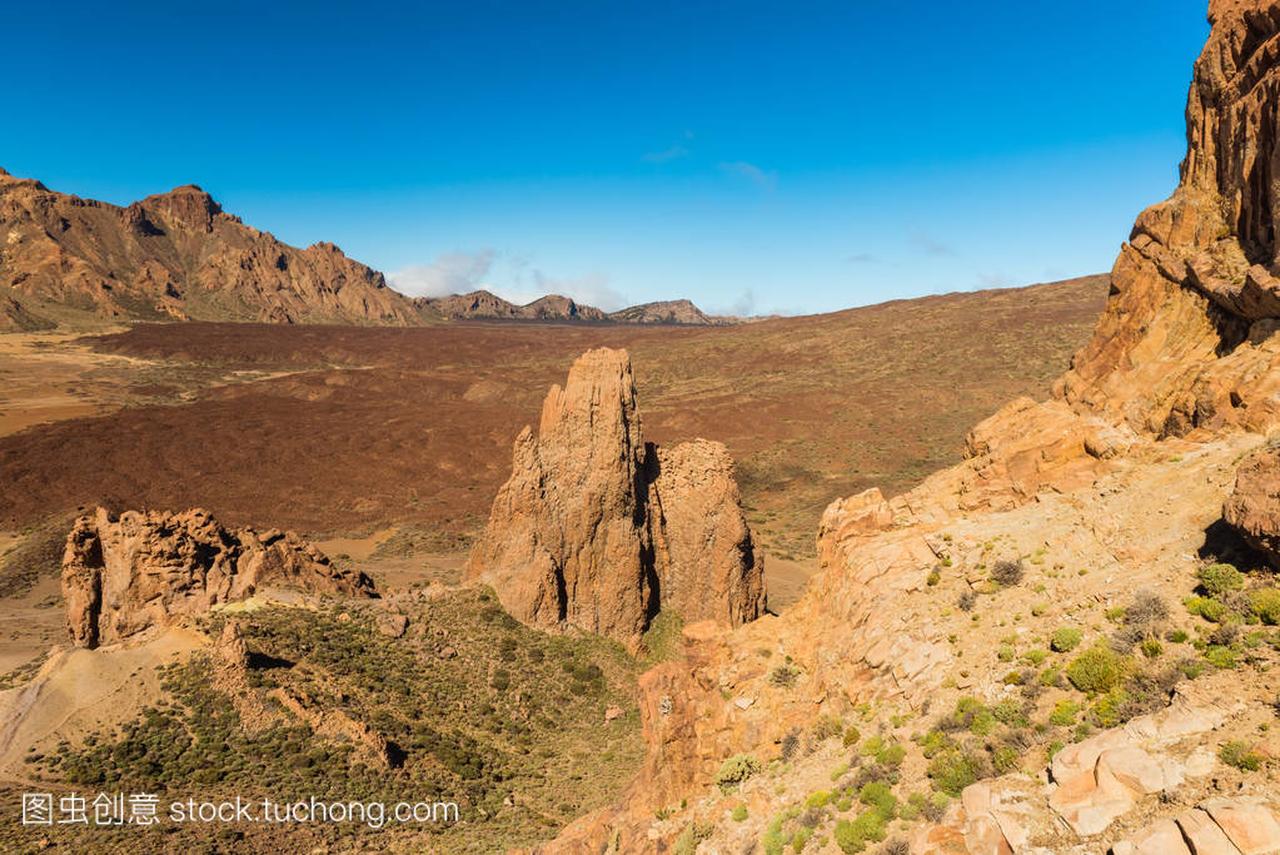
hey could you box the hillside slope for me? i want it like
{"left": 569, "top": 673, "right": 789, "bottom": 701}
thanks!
{"left": 0, "top": 170, "right": 429, "bottom": 328}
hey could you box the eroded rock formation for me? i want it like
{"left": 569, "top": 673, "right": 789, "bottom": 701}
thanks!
{"left": 1056, "top": 0, "right": 1280, "bottom": 436}
{"left": 62, "top": 507, "right": 376, "bottom": 648}
{"left": 465, "top": 347, "right": 765, "bottom": 645}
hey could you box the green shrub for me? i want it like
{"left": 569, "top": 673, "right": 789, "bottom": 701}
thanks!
{"left": 992, "top": 745, "right": 1019, "bottom": 774}
{"left": 1197, "top": 563, "right": 1245, "bottom": 598}
{"left": 805, "top": 789, "right": 832, "bottom": 809}
{"left": 834, "top": 809, "right": 887, "bottom": 854}
{"left": 716, "top": 754, "right": 762, "bottom": 792}
{"left": 858, "top": 781, "right": 897, "bottom": 819}
{"left": 1049, "top": 700, "right": 1080, "bottom": 726}
{"left": 1185, "top": 595, "right": 1231, "bottom": 623}
{"left": 1219, "top": 740, "right": 1263, "bottom": 771}
{"left": 992, "top": 700, "right": 1028, "bottom": 727}
{"left": 948, "top": 697, "right": 997, "bottom": 736}
{"left": 1167, "top": 629, "right": 1189, "bottom": 643}
{"left": 927, "top": 749, "right": 988, "bottom": 796}
{"left": 1050, "top": 627, "right": 1083, "bottom": 653}
{"left": 876, "top": 742, "right": 906, "bottom": 768}
{"left": 1203, "top": 645, "right": 1237, "bottom": 669}
{"left": 1251, "top": 588, "right": 1280, "bottom": 625}
{"left": 842, "top": 725, "right": 861, "bottom": 747}
{"left": 1021, "top": 648, "right": 1048, "bottom": 666}
{"left": 1092, "top": 688, "right": 1130, "bottom": 728}
{"left": 919, "top": 730, "right": 953, "bottom": 758}
{"left": 1066, "top": 646, "right": 1128, "bottom": 694}
{"left": 997, "top": 645, "right": 1014, "bottom": 662}
{"left": 732, "top": 803, "right": 748, "bottom": 822}
{"left": 1140, "top": 638, "right": 1163, "bottom": 658}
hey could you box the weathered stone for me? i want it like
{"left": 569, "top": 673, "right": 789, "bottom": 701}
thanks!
{"left": 465, "top": 348, "right": 765, "bottom": 645}
{"left": 62, "top": 507, "right": 375, "bottom": 648}
{"left": 1202, "top": 798, "right": 1280, "bottom": 855}
{"left": 1176, "top": 807, "right": 1244, "bottom": 855}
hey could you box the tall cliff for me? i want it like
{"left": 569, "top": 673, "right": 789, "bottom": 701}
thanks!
{"left": 1057, "top": 0, "right": 1280, "bottom": 436}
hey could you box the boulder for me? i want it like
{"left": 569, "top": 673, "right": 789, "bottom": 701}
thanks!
{"left": 62, "top": 506, "right": 376, "bottom": 648}
{"left": 1223, "top": 443, "right": 1280, "bottom": 567}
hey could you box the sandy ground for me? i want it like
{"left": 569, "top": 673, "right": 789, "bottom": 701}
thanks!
{"left": 314, "top": 527, "right": 399, "bottom": 561}
{"left": 0, "top": 575, "right": 62, "bottom": 673}
{"left": 0, "top": 329, "right": 141, "bottom": 437}
{"left": 0, "top": 626, "right": 205, "bottom": 775}
{"left": 764, "top": 553, "right": 818, "bottom": 612}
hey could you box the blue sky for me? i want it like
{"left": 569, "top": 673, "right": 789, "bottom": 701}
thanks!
{"left": 7, "top": 1, "right": 1208, "bottom": 314}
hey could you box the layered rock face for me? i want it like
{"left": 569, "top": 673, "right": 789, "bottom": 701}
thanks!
{"left": 0, "top": 169, "right": 426, "bottom": 326}
{"left": 465, "top": 348, "right": 765, "bottom": 645}
{"left": 1056, "top": 0, "right": 1280, "bottom": 436}
{"left": 62, "top": 507, "right": 376, "bottom": 648}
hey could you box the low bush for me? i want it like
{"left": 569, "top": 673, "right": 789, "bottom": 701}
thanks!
{"left": 1251, "top": 588, "right": 1280, "bottom": 625}
{"left": 926, "top": 748, "right": 990, "bottom": 796}
{"left": 1197, "top": 563, "right": 1245, "bottom": 598}
{"left": 990, "top": 559, "right": 1026, "bottom": 587}
{"left": 1219, "top": 740, "right": 1263, "bottom": 772}
{"left": 715, "top": 754, "right": 761, "bottom": 792}
{"left": 1050, "top": 627, "right": 1083, "bottom": 653}
{"left": 1066, "top": 646, "right": 1128, "bottom": 694}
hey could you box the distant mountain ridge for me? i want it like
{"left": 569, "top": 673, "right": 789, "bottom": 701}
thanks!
{"left": 0, "top": 168, "right": 736, "bottom": 330}
{"left": 419, "top": 290, "right": 732, "bottom": 325}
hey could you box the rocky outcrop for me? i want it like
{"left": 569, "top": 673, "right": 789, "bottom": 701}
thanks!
{"left": 650, "top": 439, "right": 766, "bottom": 626}
{"left": 1224, "top": 442, "right": 1280, "bottom": 565}
{"left": 0, "top": 169, "right": 428, "bottom": 327}
{"left": 1055, "top": 1, "right": 1280, "bottom": 437}
{"left": 62, "top": 507, "right": 376, "bottom": 648}
{"left": 465, "top": 348, "right": 764, "bottom": 645}
{"left": 1112, "top": 800, "right": 1280, "bottom": 855}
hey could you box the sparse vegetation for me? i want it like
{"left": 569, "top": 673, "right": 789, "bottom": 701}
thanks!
{"left": 1050, "top": 627, "right": 1083, "bottom": 653}
{"left": 1066, "top": 645, "right": 1128, "bottom": 694}
{"left": 716, "top": 754, "right": 762, "bottom": 792}
{"left": 990, "top": 559, "right": 1025, "bottom": 587}
{"left": 1219, "top": 740, "right": 1263, "bottom": 771}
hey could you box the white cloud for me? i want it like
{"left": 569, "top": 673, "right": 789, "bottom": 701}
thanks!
{"left": 527, "top": 270, "right": 627, "bottom": 312}
{"left": 719, "top": 160, "right": 778, "bottom": 192}
{"left": 387, "top": 249, "right": 496, "bottom": 298}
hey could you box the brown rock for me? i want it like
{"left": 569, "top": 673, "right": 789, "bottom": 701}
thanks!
{"left": 376, "top": 611, "right": 409, "bottom": 638}
{"left": 1223, "top": 443, "right": 1280, "bottom": 566}
{"left": 465, "top": 347, "right": 655, "bottom": 642}
{"left": 649, "top": 439, "right": 766, "bottom": 626}
{"left": 465, "top": 348, "right": 765, "bottom": 645}
{"left": 61, "top": 506, "right": 376, "bottom": 648}
{"left": 1129, "top": 818, "right": 1194, "bottom": 855}
{"left": 1056, "top": 0, "right": 1280, "bottom": 437}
